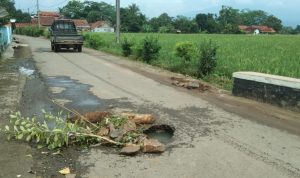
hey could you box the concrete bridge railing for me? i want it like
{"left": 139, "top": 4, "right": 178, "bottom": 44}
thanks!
{"left": 233, "top": 72, "right": 300, "bottom": 111}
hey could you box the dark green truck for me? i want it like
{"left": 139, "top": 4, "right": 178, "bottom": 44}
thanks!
{"left": 50, "top": 19, "right": 84, "bottom": 52}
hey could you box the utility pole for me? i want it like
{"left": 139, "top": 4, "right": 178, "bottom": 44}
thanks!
{"left": 116, "top": 0, "right": 120, "bottom": 43}
{"left": 37, "top": 0, "right": 40, "bottom": 28}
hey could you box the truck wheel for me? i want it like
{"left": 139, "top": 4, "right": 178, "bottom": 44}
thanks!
{"left": 54, "top": 45, "right": 59, "bottom": 52}
{"left": 78, "top": 45, "right": 82, "bottom": 52}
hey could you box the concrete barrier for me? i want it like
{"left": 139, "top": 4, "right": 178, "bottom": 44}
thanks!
{"left": 232, "top": 72, "right": 300, "bottom": 111}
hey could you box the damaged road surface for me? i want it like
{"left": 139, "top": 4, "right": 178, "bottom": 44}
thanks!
{"left": 8, "top": 35, "right": 300, "bottom": 178}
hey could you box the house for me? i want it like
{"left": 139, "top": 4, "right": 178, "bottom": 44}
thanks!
{"left": 239, "top": 25, "right": 276, "bottom": 34}
{"left": 73, "top": 19, "right": 90, "bottom": 31}
{"left": 30, "top": 11, "right": 63, "bottom": 28}
{"left": 90, "top": 21, "right": 114, "bottom": 33}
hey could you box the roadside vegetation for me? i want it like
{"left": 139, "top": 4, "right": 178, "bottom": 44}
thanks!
{"left": 83, "top": 32, "right": 300, "bottom": 90}
{"left": 14, "top": 26, "right": 45, "bottom": 37}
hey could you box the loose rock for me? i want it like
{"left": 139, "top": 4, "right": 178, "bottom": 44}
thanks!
{"left": 122, "top": 113, "right": 155, "bottom": 125}
{"left": 142, "top": 139, "right": 165, "bottom": 153}
{"left": 97, "top": 127, "right": 109, "bottom": 136}
{"left": 120, "top": 144, "right": 141, "bottom": 155}
{"left": 122, "top": 120, "right": 137, "bottom": 134}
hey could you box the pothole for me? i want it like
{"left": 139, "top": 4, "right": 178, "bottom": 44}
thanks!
{"left": 144, "top": 124, "right": 175, "bottom": 144}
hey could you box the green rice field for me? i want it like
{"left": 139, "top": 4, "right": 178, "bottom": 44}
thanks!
{"left": 84, "top": 33, "right": 300, "bottom": 90}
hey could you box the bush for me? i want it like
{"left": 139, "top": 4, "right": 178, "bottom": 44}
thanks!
{"left": 14, "top": 26, "right": 44, "bottom": 37}
{"left": 197, "top": 40, "right": 218, "bottom": 78}
{"left": 175, "top": 41, "right": 196, "bottom": 62}
{"left": 140, "top": 36, "right": 161, "bottom": 63}
{"left": 121, "top": 37, "right": 134, "bottom": 57}
{"left": 43, "top": 30, "right": 50, "bottom": 39}
{"left": 84, "top": 33, "right": 104, "bottom": 49}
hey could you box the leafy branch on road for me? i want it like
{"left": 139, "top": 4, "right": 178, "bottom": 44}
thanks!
{"left": 1, "top": 110, "right": 123, "bottom": 150}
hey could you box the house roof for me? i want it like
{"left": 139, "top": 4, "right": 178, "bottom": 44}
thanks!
{"left": 15, "top": 23, "right": 35, "bottom": 28}
{"left": 239, "top": 25, "right": 276, "bottom": 33}
{"left": 73, "top": 19, "right": 90, "bottom": 28}
{"left": 39, "top": 11, "right": 60, "bottom": 17}
{"left": 40, "top": 16, "right": 57, "bottom": 26}
{"left": 90, "top": 21, "right": 105, "bottom": 29}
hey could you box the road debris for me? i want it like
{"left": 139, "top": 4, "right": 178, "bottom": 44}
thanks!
{"left": 121, "top": 113, "right": 156, "bottom": 124}
{"left": 2, "top": 104, "right": 174, "bottom": 155}
{"left": 171, "top": 77, "right": 210, "bottom": 91}
{"left": 143, "top": 139, "right": 166, "bottom": 153}
{"left": 120, "top": 144, "right": 141, "bottom": 155}
{"left": 59, "top": 167, "right": 71, "bottom": 175}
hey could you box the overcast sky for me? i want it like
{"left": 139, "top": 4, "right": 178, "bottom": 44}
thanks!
{"left": 15, "top": 0, "right": 299, "bottom": 27}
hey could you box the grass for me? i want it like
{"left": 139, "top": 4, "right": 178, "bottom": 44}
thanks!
{"left": 83, "top": 33, "right": 300, "bottom": 90}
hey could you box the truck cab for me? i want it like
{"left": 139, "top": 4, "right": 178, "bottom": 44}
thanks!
{"left": 50, "top": 19, "right": 84, "bottom": 52}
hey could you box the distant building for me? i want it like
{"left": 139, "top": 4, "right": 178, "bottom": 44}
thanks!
{"left": 72, "top": 19, "right": 90, "bottom": 31}
{"left": 29, "top": 11, "right": 63, "bottom": 28}
{"left": 239, "top": 25, "right": 276, "bottom": 34}
{"left": 90, "top": 21, "right": 114, "bottom": 33}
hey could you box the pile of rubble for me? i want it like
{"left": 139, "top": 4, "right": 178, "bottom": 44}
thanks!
{"left": 69, "top": 112, "right": 174, "bottom": 155}
{"left": 171, "top": 77, "right": 210, "bottom": 91}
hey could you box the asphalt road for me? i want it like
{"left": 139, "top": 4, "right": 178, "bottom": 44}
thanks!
{"left": 17, "top": 35, "right": 300, "bottom": 178}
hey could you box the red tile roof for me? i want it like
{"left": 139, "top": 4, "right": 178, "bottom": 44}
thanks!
{"left": 90, "top": 21, "right": 105, "bottom": 30}
{"left": 39, "top": 11, "right": 60, "bottom": 17}
{"left": 73, "top": 19, "right": 90, "bottom": 28}
{"left": 40, "top": 16, "right": 57, "bottom": 26}
{"left": 15, "top": 23, "right": 35, "bottom": 28}
{"left": 239, "top": 25, "right": 276, "bottom": 33}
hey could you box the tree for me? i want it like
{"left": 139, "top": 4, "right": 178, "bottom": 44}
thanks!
{"left": 173, "top": 16, "right": 198, "bottom": 33}
{"left": 240, "top": 9, "right": 268, "bottom": 25}
{"left": 218, "top": 6, "right": 241, "bottom": 26}
{"left": 0, "top": 0, "right": 16, "bottom": 18}
{"left": 263, "top": 15, "right": 283, "bottom": 32}
{"left": 83, "top": 1, "right": 115, "bottom": 23}
{"left": 120, "top": 4, "right": 146, "bottom": 32}
{"left": 158, "top": 24, "right": 174, "bottom": 33}
{"left": 142, "top": 24, "right": 153, "bottom": 33}
{"left": 195, "top": 13, "right": 220, "bottom": 33}
{"left": 59, "top": 0, "right": 85, "bottom": 19}
{"left": 218, "top": 6, "right": 242, "bottom": 33}
{"left": 295, "top": 25, "right": 300, "bottom": 34}
{"left": 86, "top": 11, "right": 102, "bottom": 23}
{"left": 149, "top": 13, "right": 174, "bottom": 32}
{"left": 280, "top": 26, "right": 297, "bottom": 34}
{"left": 0, "top": 0, "right": 31, "bottom": 23}
{"left": 14, "top": 10, "right": 31, "bottom": 23}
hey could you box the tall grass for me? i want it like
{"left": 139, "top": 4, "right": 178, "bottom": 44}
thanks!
{"left": 84, "top": 32, "right": 300, "bottom": 90}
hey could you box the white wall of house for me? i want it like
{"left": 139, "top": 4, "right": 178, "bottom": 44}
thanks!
{"left": 92, "top": 24, "right": 114, "bottom": 33}
{"left": 92, "top": 27, "right": 114, "bottom": 33}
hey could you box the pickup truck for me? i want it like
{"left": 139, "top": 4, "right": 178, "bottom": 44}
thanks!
{"left": 50, "top": 19, "right": 84, "bottom": 52}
